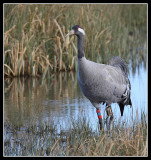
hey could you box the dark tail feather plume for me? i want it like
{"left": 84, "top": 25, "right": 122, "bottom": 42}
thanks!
{"left": 110, "top": 56, "right": 132, "bottom": 116}
{"left": 109, "top": 56, "right": 128, "bottom": 77}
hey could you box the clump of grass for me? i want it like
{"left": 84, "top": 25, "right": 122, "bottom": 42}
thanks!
{"left": 4, "top": 4, "right": 147, "bottom": 78}
{"left": 4, "top": 111, "right": 147, "bottom": 156}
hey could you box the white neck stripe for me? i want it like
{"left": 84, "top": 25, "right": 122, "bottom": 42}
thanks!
{"left": 78, "top": 28, "right": 85, "bottom": 35}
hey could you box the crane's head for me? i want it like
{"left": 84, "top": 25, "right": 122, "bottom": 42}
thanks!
{"left": 65, "top": 25, "right": 85, "bottom": 37}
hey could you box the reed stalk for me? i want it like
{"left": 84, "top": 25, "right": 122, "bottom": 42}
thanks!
{"left": 4, "top": 4, "right": 147, "bottom": 77}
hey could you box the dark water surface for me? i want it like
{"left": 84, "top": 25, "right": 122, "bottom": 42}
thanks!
{"left": 4, "top": 62, "right": 147, "bottom": 134}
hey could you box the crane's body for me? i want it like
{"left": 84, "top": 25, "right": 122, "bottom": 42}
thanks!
{"left": 65, "top": 25, "right": 132, "bottom": 130}
{"left": 78, "top": 57, "right": 127, "bottom": 105}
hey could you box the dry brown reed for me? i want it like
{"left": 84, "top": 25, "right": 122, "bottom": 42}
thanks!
{"left": 4, "top": 4, "right": 147, "bottom": 78}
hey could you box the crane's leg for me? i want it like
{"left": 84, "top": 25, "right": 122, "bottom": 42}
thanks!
{"left": 96, "top": 108, "right": 102, "bottom": 130}
{"left": 105, "top": 106, "right": 114, "bottom": 125}
{"left": 91, "top": 102, "right": 103, "bottom": 130}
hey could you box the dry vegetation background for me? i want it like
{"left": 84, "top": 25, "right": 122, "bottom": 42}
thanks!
{"left": 4, "top": 4, "right": 147, "bottom": 78}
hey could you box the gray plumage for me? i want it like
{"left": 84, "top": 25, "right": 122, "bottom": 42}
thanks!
{"left": 78, "top": 56, "right": 132, "bottom": 116}
{"left": 65, "top": 25, "right": 132, "bottom": 119}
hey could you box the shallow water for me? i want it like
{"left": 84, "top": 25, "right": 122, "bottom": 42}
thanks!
{"left": 4, "top": 62, "right": 147, "bottom": 134}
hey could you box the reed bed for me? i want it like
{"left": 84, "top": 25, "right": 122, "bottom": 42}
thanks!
{"left": 4, "top": 110, "right": 147, "bottom": 156}
{"left": 4, "top": 4, "right": 147, "bottom": 78}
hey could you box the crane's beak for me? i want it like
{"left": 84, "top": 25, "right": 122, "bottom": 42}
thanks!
{"left": 65, "top": 29, "right": 75, "bottom": 37}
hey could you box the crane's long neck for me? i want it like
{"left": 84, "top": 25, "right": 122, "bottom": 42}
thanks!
{"left": 77, "top": 35, "right": 85, "bottom": 59}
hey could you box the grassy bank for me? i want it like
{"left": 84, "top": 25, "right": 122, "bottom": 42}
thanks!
{"left": 4, "top": 111, "right": 147, "bottom": 156}
{"left": 4, "top": 4, "right": 147, "bottom": 78}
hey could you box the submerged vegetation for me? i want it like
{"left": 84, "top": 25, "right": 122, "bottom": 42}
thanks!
{"left": 4, "top": 111, "right": 147, "bottom": 156}
{"left": 4, "top": 4, "right": 147, "bottom": 78}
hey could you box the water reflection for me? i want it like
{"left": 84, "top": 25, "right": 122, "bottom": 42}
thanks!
{"left": 4, "top": 63, "right": 147, "bottom": 133}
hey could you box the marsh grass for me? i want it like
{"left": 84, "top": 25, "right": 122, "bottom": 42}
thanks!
{"left": 4, "top": 4, "right": 147, "bottom": 77}
{"left": 4, "top": 111, "right": 147, "bottom": 156}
